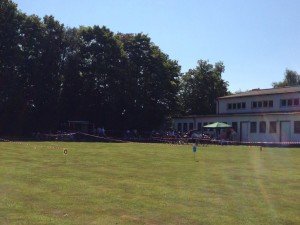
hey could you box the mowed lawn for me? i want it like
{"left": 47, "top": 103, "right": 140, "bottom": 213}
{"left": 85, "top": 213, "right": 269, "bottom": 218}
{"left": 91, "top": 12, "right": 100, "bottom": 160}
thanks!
{"left": 0, "top": 142, "right": 299, "bottom": 225}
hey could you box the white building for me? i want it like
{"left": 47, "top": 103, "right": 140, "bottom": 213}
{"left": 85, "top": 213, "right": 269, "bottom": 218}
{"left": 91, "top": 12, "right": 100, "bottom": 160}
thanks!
{"left": 173, "top": 86, "right": 300, "bottom": 143}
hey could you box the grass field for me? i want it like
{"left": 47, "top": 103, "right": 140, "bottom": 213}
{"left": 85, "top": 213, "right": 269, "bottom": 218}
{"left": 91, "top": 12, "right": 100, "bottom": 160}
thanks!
{"left": 0, "top": 142, "right": 299, "bottom": 225}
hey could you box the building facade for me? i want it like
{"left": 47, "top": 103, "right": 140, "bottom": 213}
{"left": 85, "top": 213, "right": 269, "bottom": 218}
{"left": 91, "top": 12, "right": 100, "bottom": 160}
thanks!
{"left": 173, "top": 86, "right": 300, "bottom": 142}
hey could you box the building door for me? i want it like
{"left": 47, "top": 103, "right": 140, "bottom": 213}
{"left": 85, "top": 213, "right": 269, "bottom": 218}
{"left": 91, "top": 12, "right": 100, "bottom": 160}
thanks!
{"left": 280, "top": 121, "right": 291, "bottom": 142}
{"left": 240, "top": 122, "right": 249, "bottom": 142}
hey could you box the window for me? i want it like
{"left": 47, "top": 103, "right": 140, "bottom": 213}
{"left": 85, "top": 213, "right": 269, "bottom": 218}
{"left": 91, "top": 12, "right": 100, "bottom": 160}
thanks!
{"left": 253, "top": 100, "right": 273, "bottom": 108}
{"left": 189, "top": 122, "right": 194, "bottom": 130}
{"left": 269, "top": 100, "right": 273, "bottom": 107}
{"left": 250, "top": 122, "right": 257, "bottom": 133}
{"left": 197, "top": 122, "right": 202, "bottom": 130}
{"left": 280, "top": 98, "right": 300, "bottom": 107}
{"left": 294, "top": 121, "right": 300, "bottom": 133}
{"left": 177, "top": 123, "right": 182, "bottom": 131}
{"left": 269, "top": 121, "right": 276, "bottom": 133}
{"left": 183, "top": 123, "right": 187, "bottom": 132}
{"left": 281, "top": 99, "right": 287, "bottom": 107}
{"left": 228, "top": 102, "right": 246, "bottom": 110}
{"left": 232, "top": 122, "right": 238, "bottom": 132}
{"left": 252, "top": 102, "right": 257, "bottom": 108}
{"left": 258, "top": 101, "right": 262, "bottom": 108}
{"left": 259, "top": 121, "right": 266, "bottom": 133}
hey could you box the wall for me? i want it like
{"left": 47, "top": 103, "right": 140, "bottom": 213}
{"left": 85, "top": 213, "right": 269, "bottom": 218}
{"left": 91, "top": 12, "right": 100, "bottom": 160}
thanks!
{"left": 174, "top": 113, "right": 300, "bottom": 142}
{"left": 218, "top": 92, "right": 300, "bottom": 114}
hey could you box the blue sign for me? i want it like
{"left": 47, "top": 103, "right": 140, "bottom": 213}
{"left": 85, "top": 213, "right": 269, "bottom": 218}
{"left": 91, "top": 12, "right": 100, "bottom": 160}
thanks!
{"left": 192, "top": 145, "right": 197, "bottom": 152}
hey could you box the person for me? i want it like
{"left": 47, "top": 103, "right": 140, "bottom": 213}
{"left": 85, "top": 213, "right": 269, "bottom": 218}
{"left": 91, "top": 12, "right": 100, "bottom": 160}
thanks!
{"left": 133, "top": 129, "right": 138, "bottom": 137}
{"left": 193, "top": 143, "right": 198, "bottom": 152}
{"left": 126, "top": 130, "right": 130, "bottom": 139}
{"left": 192, "top": 144, "right": 198, "bottom": 161}
{"left": 230, "top": 129, "right": 237, "bottom": 141}
{"left": 102, "top": 127, "right": 106, "bottom": 137}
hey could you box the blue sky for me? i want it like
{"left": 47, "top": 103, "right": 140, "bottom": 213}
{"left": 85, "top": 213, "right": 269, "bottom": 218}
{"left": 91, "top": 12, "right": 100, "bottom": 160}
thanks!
{"left": 14, "top": 0, "right": 300, "bottom": 92}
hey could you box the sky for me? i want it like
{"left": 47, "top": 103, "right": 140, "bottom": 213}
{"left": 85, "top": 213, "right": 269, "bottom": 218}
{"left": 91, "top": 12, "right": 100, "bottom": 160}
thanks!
{"left": 13, "top": 0, "right": 300, "bottom": 92}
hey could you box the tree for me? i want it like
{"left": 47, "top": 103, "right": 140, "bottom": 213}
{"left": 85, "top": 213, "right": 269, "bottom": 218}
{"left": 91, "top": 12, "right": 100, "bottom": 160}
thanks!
{"left": 272, "top": 69, "right": 300, "bottom": 88}
{"left": 118, "top": 33, "right": 181, "bottom": 130}
{"left": 25, "top": 15, "right": 66, "bottom": 133}
{"left": 180, "top": 60, "right": 228, "bottom": 115}
{"left": 0, "top": 0, "right": 26, "bottom": 135}
{"left": 58, "top": 28, "right": 84, "bottom": 123}
{"left": 0, "top": 1, "right": 188, "bottom": 135}
{"left": 0, "top": 1, "right": 66, "bottom": 135}
{"left": 59, "top": 26, "right": 128, "bottom": 129}
{"left": 16, "top": 14, "right": 44, "bottom": 134}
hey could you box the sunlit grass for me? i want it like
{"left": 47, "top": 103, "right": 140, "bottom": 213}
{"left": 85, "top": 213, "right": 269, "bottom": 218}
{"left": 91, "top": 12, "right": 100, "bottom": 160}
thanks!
{"left": 0, "top": 142, "right": 299, "bottom": 225}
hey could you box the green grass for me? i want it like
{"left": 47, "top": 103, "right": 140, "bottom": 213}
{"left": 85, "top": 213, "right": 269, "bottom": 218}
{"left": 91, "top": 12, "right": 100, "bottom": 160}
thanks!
{"left": 0, "top": 142, "right": 299, "bottom": 225}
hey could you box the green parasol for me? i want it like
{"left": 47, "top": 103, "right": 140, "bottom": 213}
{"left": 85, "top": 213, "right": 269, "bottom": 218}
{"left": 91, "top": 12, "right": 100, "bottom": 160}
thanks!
{"left": 203, "top": 122, "right": 232, "bottom": 128}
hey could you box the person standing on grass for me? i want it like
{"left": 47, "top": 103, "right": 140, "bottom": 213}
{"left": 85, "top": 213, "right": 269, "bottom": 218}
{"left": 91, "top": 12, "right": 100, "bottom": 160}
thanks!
{"left": 193, "top": 143, "right": 198, "bottom": 161}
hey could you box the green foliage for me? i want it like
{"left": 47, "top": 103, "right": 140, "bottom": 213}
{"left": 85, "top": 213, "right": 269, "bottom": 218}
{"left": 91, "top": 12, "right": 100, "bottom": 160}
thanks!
{"left": 0, "top": 1, "right": 230, "bottom": 135}
{"left": 272, "top": 69, "right": 300, "bottom": 87}
{"left": 1, "top": 142, "right": 299, "bottom": 224}
{"left": 0, "top": 1, "right": 181, "bottom": 134}
{"left": 117, "top": 33, "right": 181, "bottom": 129}
{"left": 0, "top": 0, "right": 25, "bottom": 134}
{"left": 179, "top": 60, "right": 228, "bottom": 115}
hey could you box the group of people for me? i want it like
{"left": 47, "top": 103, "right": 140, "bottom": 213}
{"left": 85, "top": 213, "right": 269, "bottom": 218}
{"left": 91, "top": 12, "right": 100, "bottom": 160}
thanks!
{"left": 96, "top": 127, "right": 106, "bottom": 137}
{"left": 124, "top": 129, "right": 139, "bottom": 139}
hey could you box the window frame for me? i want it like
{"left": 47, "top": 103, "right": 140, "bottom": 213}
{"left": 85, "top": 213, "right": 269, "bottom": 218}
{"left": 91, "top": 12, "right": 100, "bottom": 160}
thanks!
{"left": 269, "top": 121, "right": 277, "bottom": 133}
{"left": 294, "top": 121, "right": 300, "bottom": 133}
{"left": 259, "top": 121, "right": 266, "bottom": 133}
{"left": 242, "top": 102, "right": 246, "bottom": 109}
{"left": 258, "top": 101, "right": 262, "bottom": 108}
{"left": 177, "top": 123, "right": 182, "bottom": 131}
{"left": 281, "top": 99, "right": 287, "bottom": 107}
{"left": 252, "top": 101, "right": 257, "bottom": 108}
{"left": 263, "top": 101, "right": 268, "bottom": 107}
{"left": 269, "top": 100, "right": 273, "bottom": 107}
{"left": 183, "top": 123, "right": 188, "bottom": 132}
{"left": 197, "top": 122, "right": 202, "bottom": 131}
{"left": 232, "top": 122, "right": 238, "bottom": 132}
{"left": 250, "top": 122, "right": 257, "bottom": 133}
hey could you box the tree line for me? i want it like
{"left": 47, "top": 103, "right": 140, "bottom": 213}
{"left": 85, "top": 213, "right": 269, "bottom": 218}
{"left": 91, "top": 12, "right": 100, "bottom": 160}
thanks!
{"left": 0, "top": 0, "right": 230, "bottom": 136}
{"left": 6, "top": 1, "right": 299, "bottom": 136}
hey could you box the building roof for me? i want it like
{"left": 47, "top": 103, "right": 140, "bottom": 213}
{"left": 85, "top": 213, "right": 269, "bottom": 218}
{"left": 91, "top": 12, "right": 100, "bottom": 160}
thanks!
{"left": 218, "top": 86, "right": 300, "bottom": 99}
{"left": 173, "top": 111, "right": 300, "bottom": 119}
